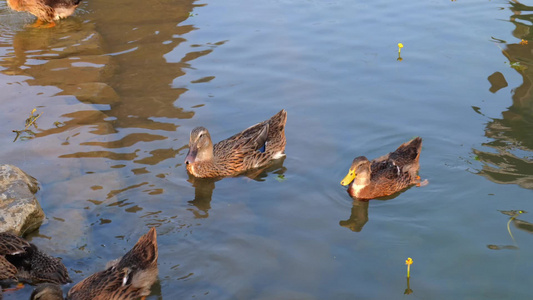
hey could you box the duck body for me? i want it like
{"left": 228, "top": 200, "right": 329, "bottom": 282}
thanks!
{"left": 341, "top": 137, "right": 423, "bottom": 200}
{"left": 185, "top": 109, "right": 287, "bottom": 178}
{"left": 0, "top": 232, "right": 71, "bottom": 284}
{"left": 6, "top": 0, "right": 81, "bottom": 25}
{"left": 66, "top": 227, "right": 158, "bottom": 300}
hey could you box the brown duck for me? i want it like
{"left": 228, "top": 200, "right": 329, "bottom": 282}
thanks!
{"left": 185, "top": 109, "right": 287, "bottom": 178}
{"left": 0, "top": 232, "right": 71, "bottom": 284}
{"left": 6, "top": 0, "right": 82, "bottom": 27}
{"left": 64, "top": 227, "right": 158, "bottom": 300}
{"left": 340, "top": 137, "right": 424, "bottom": 200}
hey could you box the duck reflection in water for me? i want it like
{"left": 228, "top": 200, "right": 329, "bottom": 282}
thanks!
{"left": 186, "top": 158, "right": 287, "bottom": 219}
{"left": 339, "top": 193, "right": 402, "bottom": 232}
{"left": 186, "top": 175, "right": 216, "bottom": 219}
{"left": 339, "top": 200, "right": 369, "bottom": 232}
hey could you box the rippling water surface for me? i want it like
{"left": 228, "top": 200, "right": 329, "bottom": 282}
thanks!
{"left": 1, "top": 0, "right": 533, "bottom": 299}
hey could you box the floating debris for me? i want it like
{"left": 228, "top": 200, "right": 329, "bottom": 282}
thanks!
{"left": 12, "top": 108, "right": 42, "bottom": 142}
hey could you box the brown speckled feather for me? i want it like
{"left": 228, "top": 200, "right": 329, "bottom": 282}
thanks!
{"left": 0, "top": 256, "right": 18, "bottom": 281}
{"left": 0, "top": 232, "right": 30, "bottom": 257}
{"left": 186, "top": 110, "right": 287, "bottom": 178}
{"left": 0, "top": 232, "right": 70, "bottom": 284}
{"left": 0, "top": 232, "right": 29, "bottom": 280}
{"left": 343, "top": 137, "right": 423, "bottom": 200}
{"left": 67, "top": 227, "right": 158, "bottom": 300}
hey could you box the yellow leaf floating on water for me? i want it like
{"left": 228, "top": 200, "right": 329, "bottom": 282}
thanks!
{"left": 520, "top": 39, "right": 528, "bottom": 45}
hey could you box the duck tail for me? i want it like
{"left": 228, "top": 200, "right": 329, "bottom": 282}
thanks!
{"left": 390, "top": 137, "right": 422, "bottom": 165}
{"left": 119, "top": 228, "right": 158, "bottom": 270}
{"left": 270, "top": 109, "right": 287, "bottom": 127}
{"left": 407, "top": 137, "right": 422, "bottom": 161}
{"left": 266, "top": 109, "right": 287, "bottom": 139}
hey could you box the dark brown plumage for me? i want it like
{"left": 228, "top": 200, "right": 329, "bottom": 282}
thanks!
{"left": 0, "top": 232, "right": 71, "bottom": 284}
{"left": 340, "top": 137, "right": 423, "bottom": 200}
{"left": 185, "top": 109, "right": 287, "bottom": 178}
{"left": 30, "top": 283, "right": 64, "bottom": 300}
{"left": 6, "top": 0, "right": 81, "bottom": 27}
{"left": 66, "top": 227, "right": 158, "bottom": 300}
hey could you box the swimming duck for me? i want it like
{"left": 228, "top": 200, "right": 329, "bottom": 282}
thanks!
{"left": 65, "top": 227, "right": 158, "bottom": 300}
{"left": 0, "top": 232, "right": 71, "bottom": 284}
{"left": 6, "top": 0, "right": 82, "bottom": 28}
{"left": 185, "top": 109, "right": 287, "bottom": 178}
{"left": 340, "top": 137, "right": 423, "bottom": 200}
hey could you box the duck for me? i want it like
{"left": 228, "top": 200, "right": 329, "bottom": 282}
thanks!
{"left": 6, "top": 0, "right": 82, "bottom": 28}
{"left": 340, "top": 137, "right": 423, "bottom": 200}
{"left": 64, "top": 227, "right": 158, "bottom": 300}
{"left": 0, "top": 232, "right": 71, "bottom": 285}
{"left": 185, "top": 109, "right": 287, "bottom": 178}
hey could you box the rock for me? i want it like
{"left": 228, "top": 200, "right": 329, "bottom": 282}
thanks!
{"left": 0, "top": 165, "right": 45, "bottom": 235}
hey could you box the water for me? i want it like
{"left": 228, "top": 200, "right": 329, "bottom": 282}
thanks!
{"left": 1, "top": 0, "right": 532, "bottom": 299}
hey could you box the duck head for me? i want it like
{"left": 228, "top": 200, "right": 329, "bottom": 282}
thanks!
{"left": 340, "top": 156, "right": 371, "bottom": 186}
{"left": 185, "top": 127, "right": 214, "bottom": 165}
{"left": 30, "top": 283, "right": 64, "bottom": 300}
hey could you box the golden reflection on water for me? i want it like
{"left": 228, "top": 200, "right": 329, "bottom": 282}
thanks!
{"left": 0, "top": 1, "right": 228, "bottom": 294}
{"left": 0, "top": 0, "right": 211, "bottom": 168}
{"left": 474, "top": 1, "right": 533, "bottom": 190}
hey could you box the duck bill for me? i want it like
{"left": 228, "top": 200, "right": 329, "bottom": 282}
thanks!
{"left": 340, "top": 170, "right": 356, "bottom": 186}
{"left": 185, "top": 147, "right": 197, "bottom": 165}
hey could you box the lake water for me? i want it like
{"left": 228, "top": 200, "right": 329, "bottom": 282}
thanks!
{"left": 1, "top": 0, "right": 532, "bottom": 299}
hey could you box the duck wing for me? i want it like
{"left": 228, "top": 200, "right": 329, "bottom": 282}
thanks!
{"left": 213, "top": 110, "right": 286, "bottom": 170}
{"left": 25, "top": 244, "right": 71, "bottom": 284}
{"left": 0, "top": 233, "right": 30, "bottom": 256}
{"left": 388, "top": 137, "right": 422, "bottom": 167}
{"left": 0, "top": 256, "right": 17, "bottom": 281}
{"left": 0, "top": 233, "right": 30, "bottom": 280}
{"left": 370, "top": 160, "right": 402, "bottom": 181}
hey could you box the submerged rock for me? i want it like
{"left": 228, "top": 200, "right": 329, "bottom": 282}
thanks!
{"left": 0, "top": 164, "right": 45, "bottom": 235}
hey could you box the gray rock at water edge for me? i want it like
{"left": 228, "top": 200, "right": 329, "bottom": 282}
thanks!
{"left": 0, "top": 164, "right": 45, "bottom": 235}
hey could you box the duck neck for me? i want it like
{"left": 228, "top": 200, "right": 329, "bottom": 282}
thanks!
{"left": 354, "top": 173, "right": 370, "bottom": 187}
{"left": 187, "top": 159, "right": 222, "bottom": 178}
{"left": 354, "top": 163, "right": 371, "bottom": 187}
